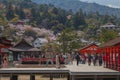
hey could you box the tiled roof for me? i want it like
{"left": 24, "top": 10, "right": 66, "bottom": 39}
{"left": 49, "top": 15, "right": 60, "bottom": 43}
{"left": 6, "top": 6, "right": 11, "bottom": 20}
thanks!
{"left": 80, "top": 43, "right": 98, "bottom": 51}
{"left": 100, "top": 37, "right": 120, "bottom": 47}
{"left": 9, "top": 39, "right": 40, "bottom": 51}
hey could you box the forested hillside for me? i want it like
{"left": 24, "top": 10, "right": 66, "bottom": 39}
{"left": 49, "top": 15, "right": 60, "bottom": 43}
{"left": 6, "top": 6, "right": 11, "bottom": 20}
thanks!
{"left": 32, "top": 0, "right": 120, "bottom": 18}
{"left": 0, "top": 0, "right": 120, "bottom": 44}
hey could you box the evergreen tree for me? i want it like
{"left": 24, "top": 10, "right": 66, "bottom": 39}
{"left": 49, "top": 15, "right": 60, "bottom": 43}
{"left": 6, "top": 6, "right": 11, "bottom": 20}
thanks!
{"left": 6, "top": 4, "right": 15, "bottom": 20}
{"left": 73, "top": 9, "right": 86, "bottom": 29}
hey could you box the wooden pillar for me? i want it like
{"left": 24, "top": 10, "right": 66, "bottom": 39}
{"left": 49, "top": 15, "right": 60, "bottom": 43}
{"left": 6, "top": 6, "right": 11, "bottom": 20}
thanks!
{"left": 94, "top": 75, "right": 97, "bottom": 80}
{"left": 116, "top": 75, "right": 119, "bottom": 80}
{"left": 10, "top": 74, "right": 12, "bottom": 80}
{"left": 105, "top": 48, "right": 108, "bottom": 68}
{"left": 11, "top": 75, "right": 18, "bottom": 80}
{"left": 30, "top": 74, "right": 35, "bottom": 80}
{"left": 0, "top": 55, "right": 2, "bottom": 67}
{"left": 106, "top": 48, "right": 109, "bottom": 68}
{"left": 112, "top": 48, "right": 115, "bottom": 69}
{"left": 113, "top": 48, "right": 116, "bottom": 70}
{"left": 50, "top": 74, "right": 53, "bottom": 80}
{"left": 71, "top": 75, "right": 75, "bottom": 80}
{"left": 109, "top": 48, "right": 112, "bottom": 69}
{"left": 111, "top": 47, "right": 113, "bottom": 69}
{"left": 114, "top": 48, "right": 116, "bottom": 69}
{"left": 67, "top": 74, "right": 70, "bottom": 80}
{"left": 108, "top": 48, "right": 110, "bottom": 68}
{"left": 118, "top": 48, "right": 120, "bottom": 71}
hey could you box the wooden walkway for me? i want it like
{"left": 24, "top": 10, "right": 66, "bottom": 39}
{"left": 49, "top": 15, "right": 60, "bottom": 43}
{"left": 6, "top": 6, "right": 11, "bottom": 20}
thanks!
{"left": 0, "top": 62, "right": 120, "bottom": 80}
{"left": 0, "top": 61, "right": 119, "bottom": 74}
{"left": 66, "top": 62, "right": 119, "bottom": 75}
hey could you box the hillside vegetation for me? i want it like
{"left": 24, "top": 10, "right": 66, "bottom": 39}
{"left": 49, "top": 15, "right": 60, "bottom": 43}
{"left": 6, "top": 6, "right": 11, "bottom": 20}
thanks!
{"left": 0, "top": 0, "right": 120, "bottom": 44}
{"left": 32, "top": 0, "right": 120, "bottom": 18}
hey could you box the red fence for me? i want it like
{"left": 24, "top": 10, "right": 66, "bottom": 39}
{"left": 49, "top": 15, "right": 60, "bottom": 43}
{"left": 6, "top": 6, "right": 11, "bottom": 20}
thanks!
{"left": 103, "top": 46, "right": 120, "bottom": 71}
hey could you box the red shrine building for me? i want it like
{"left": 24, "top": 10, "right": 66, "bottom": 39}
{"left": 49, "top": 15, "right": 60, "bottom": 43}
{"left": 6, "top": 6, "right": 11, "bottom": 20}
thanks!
{"left": 101, "top": 36, "right": 120, "bottom": 71}
{"left": 79, "top": 43, "right": 101, "bottom": 54}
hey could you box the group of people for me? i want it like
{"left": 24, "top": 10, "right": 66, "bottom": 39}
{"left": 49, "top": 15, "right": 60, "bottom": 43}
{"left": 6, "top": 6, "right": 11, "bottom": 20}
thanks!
{"left": 43, "top": 52, "right": 65, "bottom": 68}
{"left": 1, "top": 52, "right": 105, "bottom": 68}
{"left": 75, "top": 53, "right": 103, "bottom": 66}
{"left": 54, "top": 52, "right": 104, "bottom": 67}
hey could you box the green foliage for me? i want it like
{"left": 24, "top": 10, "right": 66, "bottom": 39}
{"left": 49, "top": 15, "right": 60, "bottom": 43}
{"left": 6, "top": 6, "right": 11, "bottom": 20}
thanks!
{"left": 24, "top": 29, "right": 37, "bottom": 38}
{"left": 0, "top": 14, "right": 8, "bottom": 26}
{"left": 6, "top": 4, "right": 15, "bottom": 20}
{"left": 72, "top": 9, "right": 86, "bottom": 29}
{"left": 0, "top": 0, "right": 120, "bottom": 44}
{"left": 99, "top": 29, "right": 118, "bottom": 43}
{"left": 58, "top": 28, "right": 81, "bottom": 53}
{"left": 32, "top": 0, "right": 120, "bottom": 18}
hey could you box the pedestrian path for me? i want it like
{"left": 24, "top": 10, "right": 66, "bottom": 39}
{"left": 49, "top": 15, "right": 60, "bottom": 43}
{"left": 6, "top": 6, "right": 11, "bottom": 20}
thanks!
{"left": 66, "top": 62, "right": 118, "bottom": 73}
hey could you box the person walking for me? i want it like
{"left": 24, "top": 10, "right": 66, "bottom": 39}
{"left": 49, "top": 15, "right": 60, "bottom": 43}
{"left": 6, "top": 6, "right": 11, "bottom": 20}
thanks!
{"left": 56, "top": 53, "right": 60, "bottom": 69}
{"left": 102, "top": 53, "right": 106, "bottom": 67}
{"left": 68, "top": 53, "right": 72, "bottom": 65}
{"left": 93, "top": 54, "right": 98, "bottom": 66}
{"left": 81, "top": 54, "right": 86, "bottom": 64}
{"left": 76, "top": 53, "right": 80, "bottom": 66}
{"left": 98, "top": 54, "right": 102, "bottom": 66}
{"left": 46, "top": 52, "right": 54, "bottom": 67}
{"left": 88, "top": 53, "right": 92, "bottom": 66}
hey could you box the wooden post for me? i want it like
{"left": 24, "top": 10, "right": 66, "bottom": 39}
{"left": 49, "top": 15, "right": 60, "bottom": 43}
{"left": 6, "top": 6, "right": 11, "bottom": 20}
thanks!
{"left": 11, "top": 75, "right": 18, "bottom": 80}
{"left": 114, "top": 48, "right": 116, "bottom": 70}
{"left": 30, "top": 74, "right": 35, "bottom": 80}
{"left": 10, "top": 74, "right": 12, "bottom": 80}
{"left": 71, "top": 76, "right": 75, "bottom": 80}
{"left": 107, "top": 48, "right": 110, "bottom": 68}
{"left": 67, "top": 74, "right": 70, "bottom": 80}
{"left": 118, "top": 49, "right": 120, "bottom": 71}
{"left": 107, "top": 47, "right": 109, "bottom": 68}
{"left": 117, "top": 75, "right": 119, "bottom": 80}
{"left": 111, "top": 47, "right": 113, "bottom": 69}
{"left": 50, "top": 74, "right": 53, "bottom": 80}
{"left": 94, "top": 75, "right": 97, "bottom": 80}
{"left": 106, "top": 48, "right": 108, "bottom": 68}
{"left": 109, "top": 48, "right": 112, "bottom": 69}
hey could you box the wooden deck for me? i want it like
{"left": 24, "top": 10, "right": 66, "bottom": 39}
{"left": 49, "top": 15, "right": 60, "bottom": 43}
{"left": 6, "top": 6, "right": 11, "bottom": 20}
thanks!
{"left": 0, "top": 62, "right": 119, "bottom": 75}
{"left": 0, "top": 62, "right": 120, "bottom": 80}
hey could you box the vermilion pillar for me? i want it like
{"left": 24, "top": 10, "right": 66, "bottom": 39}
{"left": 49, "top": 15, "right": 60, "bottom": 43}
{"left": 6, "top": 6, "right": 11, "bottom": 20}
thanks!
{"left": 118, "top": 48, "right": 120, "bottom": 71}
{"left": 114, "top": 47, "right": 117, "bottom": 70}
{"left": 110, "top": 47, "right": 112, "bottom": 69}
{"left": 108, "top": 47, "right": 111, "bottom": 68}
{"left": 112, "top": 47, "right": 116, "bottom": 69}
{"left": 106, "top": 48, "right": 108, "bottom": 68}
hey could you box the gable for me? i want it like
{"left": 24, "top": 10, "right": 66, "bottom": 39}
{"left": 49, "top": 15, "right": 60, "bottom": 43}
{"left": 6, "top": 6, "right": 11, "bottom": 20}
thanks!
{"left": 79, "top": 44, "right": 100, "bottom": 53}
{"left": 14, "top": 39, "right": 33, "bottom": 50}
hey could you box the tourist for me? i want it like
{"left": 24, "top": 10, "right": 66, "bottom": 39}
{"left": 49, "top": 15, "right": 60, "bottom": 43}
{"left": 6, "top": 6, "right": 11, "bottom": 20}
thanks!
{"left": 71, "top": 52, "right": 75, "bottom": 64}
{"left": 98, "top": 54, "right": 102, "bottom": 66}
{"left": 75, "top": 53, "right": 80, "bottom": 66}
{"left": 65, "top": 53, "right": 68, "bottom": 64}
{"left": 81, "top": 54, "right": 86, "bottom": 64}
{"left": 93, "top": 54, "right": 98, "bottom": 66}
{"left": 102, "top": 53, "right": 106, "bottom": 67}
{"left": 45, "top": 52, "right": 54, "bottom": 67}
{"left": 68, "top": 53, "right": 72, "bottom": 65}
{"left": 56, "top": 53, "right": 60, "bottom": 69}
{"left": 88, "top": 53, "right": 92, "bottom": 66}
{"left": 3, "top": 58, "right": 8, "bottom": 68}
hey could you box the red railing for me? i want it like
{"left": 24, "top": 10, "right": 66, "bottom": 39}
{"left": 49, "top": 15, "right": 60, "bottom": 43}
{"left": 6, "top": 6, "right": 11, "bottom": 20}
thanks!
{"left": 104, "top": 46, "right": 120, "bottom": 71}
